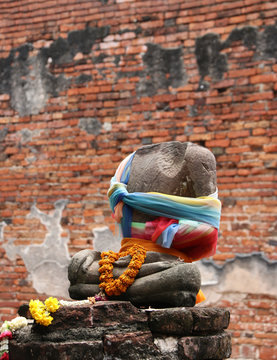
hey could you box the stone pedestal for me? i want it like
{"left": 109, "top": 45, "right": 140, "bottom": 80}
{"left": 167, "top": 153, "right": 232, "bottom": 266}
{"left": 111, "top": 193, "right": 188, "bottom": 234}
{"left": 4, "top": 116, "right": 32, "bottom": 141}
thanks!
{"left": 10, "top": 301, "right": 232, "bottom": 360}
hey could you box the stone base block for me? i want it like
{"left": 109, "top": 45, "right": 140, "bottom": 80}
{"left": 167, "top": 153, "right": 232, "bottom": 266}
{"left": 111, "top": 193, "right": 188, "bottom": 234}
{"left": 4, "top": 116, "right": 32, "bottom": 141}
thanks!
{"left": 10, "top": 301, "right": 232, "bottom": 360}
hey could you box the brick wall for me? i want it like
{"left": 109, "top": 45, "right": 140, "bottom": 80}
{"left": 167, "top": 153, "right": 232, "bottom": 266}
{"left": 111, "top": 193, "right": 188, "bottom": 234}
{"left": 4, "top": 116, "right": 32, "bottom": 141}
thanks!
{"left": 0, "top": 0, "right": 276, "bottom": 358}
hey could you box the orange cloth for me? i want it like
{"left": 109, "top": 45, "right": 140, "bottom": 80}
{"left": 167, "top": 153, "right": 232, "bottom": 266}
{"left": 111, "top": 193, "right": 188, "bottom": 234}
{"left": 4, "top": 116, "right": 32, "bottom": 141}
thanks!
{"left": 196, "top": 289, "right": 206, "bottom": 304}
{"left": 120, "top": 238, "right": 192, "bottom": 262}
{"left": 120, "top": 237, "right": 205, "bottom": 304}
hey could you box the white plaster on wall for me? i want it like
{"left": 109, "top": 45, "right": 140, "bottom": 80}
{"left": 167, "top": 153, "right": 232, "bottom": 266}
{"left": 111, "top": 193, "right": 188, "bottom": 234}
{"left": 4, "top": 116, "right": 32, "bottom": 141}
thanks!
{"left": 92, "top": 226, "right": 121, "bottom": 252}
{"left": 2, "top": 200, "right": 71, "bottom": 299}
{"left": 103, "top": 122, "right": 112, "bottom": 132}
{"left": 11, "top": 56, "right": 48, "bottom": 116}
{"left": 0, "top": 222, "right": 6, "bottom": 241}
{"left": 197, "top": 253, "right": 277, "bottom": 306}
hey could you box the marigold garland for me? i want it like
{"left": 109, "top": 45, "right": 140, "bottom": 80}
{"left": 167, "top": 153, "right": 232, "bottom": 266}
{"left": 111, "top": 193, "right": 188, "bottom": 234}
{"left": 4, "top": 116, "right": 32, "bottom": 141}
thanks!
{"left": 29, "top": 297, "right": 60, "bottom": 326}
{"left": 98, "top": 245, "right": 147, "bottom": 296}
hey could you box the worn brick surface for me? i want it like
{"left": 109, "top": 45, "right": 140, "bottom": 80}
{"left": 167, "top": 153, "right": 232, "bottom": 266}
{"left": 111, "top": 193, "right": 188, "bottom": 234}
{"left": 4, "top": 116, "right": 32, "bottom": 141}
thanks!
{"left": 10, "top": 303, "right": 231, "bottom": 360}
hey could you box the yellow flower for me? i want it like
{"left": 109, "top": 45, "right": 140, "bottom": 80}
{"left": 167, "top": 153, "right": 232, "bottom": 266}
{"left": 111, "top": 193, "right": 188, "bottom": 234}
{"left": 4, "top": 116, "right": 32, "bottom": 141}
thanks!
{"left": 42, "top": 315, "right": 53, "bottom": 326}
{"left": 29, "top": 300, "right": 45, "bottom": 318}
{"left": 29, "top": 297, "right": 59, "bottom": 326}
{"left": 29, "top": 299, "right": 44, "bottom": 312}
{"left": 45, "top": 297, "right": 60, "bottom": 313}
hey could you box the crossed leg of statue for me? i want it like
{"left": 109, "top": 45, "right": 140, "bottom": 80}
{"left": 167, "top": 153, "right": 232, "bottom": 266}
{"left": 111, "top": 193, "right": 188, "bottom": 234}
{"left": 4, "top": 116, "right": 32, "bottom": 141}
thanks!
{"left": 68, "top": 250, "right": 201, "bottom": 308}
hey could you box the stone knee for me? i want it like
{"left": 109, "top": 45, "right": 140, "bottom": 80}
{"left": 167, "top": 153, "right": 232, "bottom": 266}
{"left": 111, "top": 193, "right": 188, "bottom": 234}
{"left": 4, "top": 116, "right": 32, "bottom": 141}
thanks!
{"left": 68, "top": 249, "right": 101, "bottom": 285}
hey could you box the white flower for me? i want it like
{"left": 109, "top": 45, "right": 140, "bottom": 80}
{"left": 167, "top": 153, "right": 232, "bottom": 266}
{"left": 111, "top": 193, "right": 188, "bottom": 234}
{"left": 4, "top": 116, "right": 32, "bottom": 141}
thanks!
{"left": 8, "top": 317, "right": 28, "bottom": 332}
{"left": 60, "top": 299, "right": 90, "bottom": 307}
{"left": 0, "top": 321, "right": 10, "bottom": 333}
{"left": 0, "top": 338, "right": 9, "bottom": 351}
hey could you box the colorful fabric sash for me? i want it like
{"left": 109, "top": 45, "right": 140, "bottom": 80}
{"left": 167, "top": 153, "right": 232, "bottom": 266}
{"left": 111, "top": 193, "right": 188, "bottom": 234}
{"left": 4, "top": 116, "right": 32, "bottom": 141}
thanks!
{"left": 108, "top": 151, "right": 221, "bottom": 261}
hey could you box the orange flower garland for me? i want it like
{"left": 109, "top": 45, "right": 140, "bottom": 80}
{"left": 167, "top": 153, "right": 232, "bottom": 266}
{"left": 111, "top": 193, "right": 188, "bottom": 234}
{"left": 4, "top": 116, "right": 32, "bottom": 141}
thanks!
{"left": 99, "top": 245, "right": 147, "bottom": 296}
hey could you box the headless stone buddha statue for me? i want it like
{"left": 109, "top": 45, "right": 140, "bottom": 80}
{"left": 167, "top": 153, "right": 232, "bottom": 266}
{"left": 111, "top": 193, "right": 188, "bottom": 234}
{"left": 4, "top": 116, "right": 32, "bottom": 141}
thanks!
{"left": 68, "top": 141, "right": 221, "bottom": 307}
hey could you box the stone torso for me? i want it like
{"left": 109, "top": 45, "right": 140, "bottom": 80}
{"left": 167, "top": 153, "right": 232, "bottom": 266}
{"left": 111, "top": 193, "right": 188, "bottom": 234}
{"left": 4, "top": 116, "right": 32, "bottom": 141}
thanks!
{"left": 127, "top": 141, "right": 217, "bottom": 222}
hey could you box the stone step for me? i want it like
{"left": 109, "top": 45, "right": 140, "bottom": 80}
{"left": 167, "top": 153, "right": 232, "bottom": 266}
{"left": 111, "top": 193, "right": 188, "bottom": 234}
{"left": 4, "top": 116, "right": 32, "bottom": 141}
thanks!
{"left": 10, "top": 301, "right": 232, "bottom": 360}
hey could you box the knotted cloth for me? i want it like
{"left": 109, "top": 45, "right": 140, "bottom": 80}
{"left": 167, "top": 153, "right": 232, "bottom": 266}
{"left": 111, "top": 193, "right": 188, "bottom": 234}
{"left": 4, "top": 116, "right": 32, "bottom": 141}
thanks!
{"left": 108, "top": 152, "right": 221, "bottom": 262}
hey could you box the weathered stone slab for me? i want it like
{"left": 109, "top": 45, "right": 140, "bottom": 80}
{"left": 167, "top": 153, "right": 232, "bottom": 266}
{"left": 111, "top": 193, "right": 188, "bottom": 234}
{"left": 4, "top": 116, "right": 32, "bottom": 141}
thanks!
{"left": 19, "top": 300, "right": 148, "bottom": 329}
{"left": 103, "top": 331, "right": 160, "bottom": 360}
{"left": 18, "top": 303, "right": 93, "bottom": 329}
{"left": 91, "top": 300, "right": 148, "bottom": 327}
{"left": 52, "top": 304, "right": 93, "bottom": 329}
{"left": 10, "top": 303, "right": 231, "bottom": 359}
{"left": 147, "top": 307, "right": 230, "bottom": 336}
{"left": 9, "top": 340, "right": 104, "bottom": 360}
{"left": 178, "top": 332, "right": 232, "bottom": 360}
{"left": 190, "top": 307, "right": 230, "bottom": 333}
{"left": 147, "top": 307, "right": 194, "bottom": 335}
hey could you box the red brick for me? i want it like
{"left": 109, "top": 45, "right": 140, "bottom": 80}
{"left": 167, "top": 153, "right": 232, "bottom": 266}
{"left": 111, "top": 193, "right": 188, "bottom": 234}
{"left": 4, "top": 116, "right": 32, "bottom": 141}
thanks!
{"left": 246, "top": 91, "right": 274, "bottom": 102}
{"left": 244, "top": 136, "right": 270, "bottom": 146}
{"left": 0, "top": 94, "right": 10, "bottom": 101}
{"left": 206, "top": 139, "right": 230, "bottom": 147}
{"left": 206, "top": 96, "right": 232, "bottom": 104}
{"left": 225, "top": 146, "right": 251, "bottom": 154}
{"left": 140, "top": 20, "right": 164, "bottom": 29}
{"left": 5, "top": 147, "right": 19, "bottom": 154}
{"left": 213, "top": 79, "right": 235, "bottom": 89}
{"left": 132, "top": 104, "right": 156, "bottom": 112}
{"left": 228, "top": 130, "right": 250, "bottom": 138}
{"left": 189, "top": 133, "right": 213, "bottom": 141}
{"left": 260, "top": 346, "right": 277, "bottom": 360}
{"left": 250, "top": 74, "right": 277, "bottom": 84}
{"left": 213, "top": 253, "right": 236, "bottom": 261}
{"left": 264, "top": 144, "right": 277, "bottom": 153}
{"left": 229, "top": 14, "right": 247, "bottom": 24}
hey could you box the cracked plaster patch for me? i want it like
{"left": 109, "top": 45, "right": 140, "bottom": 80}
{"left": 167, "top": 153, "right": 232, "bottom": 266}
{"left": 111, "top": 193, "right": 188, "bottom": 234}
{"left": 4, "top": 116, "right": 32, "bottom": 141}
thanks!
{"left": 137, "top": 43, "right": 186, "bottom": 97}
{"left": 103, "top": 122, "right": 112, "bottom": 132}
{"left": 92, "top": 226, "right": 121, "bottom": 253}
{"left": 197, "top": 253, "right": 277, "bottom": 305}
{"left": 79, "top": 117, "right": 102, "bottom": 135}
{"left": 19, "top": 128, "right": 41, "bottom": 144}
{"left": 0, "top": 222, "right": 6, "bottom": 243}
{"left": 196, "top": 24, "right": 277, "bottom": 89}
{"left": 0, "top": 26, "right": 110, "bottom": 116}
{"left": 1, "top": 200, "right": 71, "bottom": 298}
